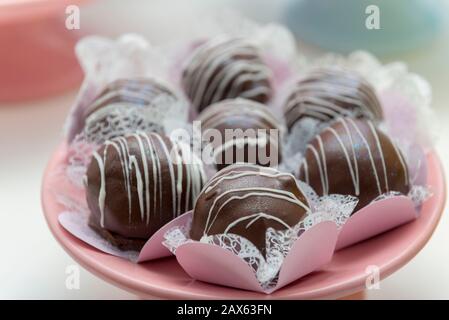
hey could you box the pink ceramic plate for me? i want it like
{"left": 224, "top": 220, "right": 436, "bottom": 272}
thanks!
{"left": 41, "top": 143, "right": 446, "bottom": 299}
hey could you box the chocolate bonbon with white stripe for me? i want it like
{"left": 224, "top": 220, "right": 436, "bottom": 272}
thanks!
{"left": 182, "top": 37, "right": 272, "bottom": 112}
{"left": 297, "top": 118, "right": 410, "bottom": 211}
{"left": 197, "top": 98, "right": 282, "bottom": 170}
{"left": 190, "top": 164, "right": 310, "bottom": 255}
{"left": 83, "top": 78, "right": 179, "bottom": 143}
{"left": 85, "top": 132, "right": 206, "bottom": 250}
{"left": 284, "top": 68, "right": 383, "bottom": 130}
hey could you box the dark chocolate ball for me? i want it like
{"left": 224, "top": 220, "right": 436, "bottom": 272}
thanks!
{"left": 284, "top": 68, "right": 383, "bottom": 130}
{"left": 83, "top": 78, "right": 179, "bottom": 143}
{"left": 190, "top": 164, "right": 310, "bottom": 255}
{"left": 86, "top": 132, "right": 206, "bottom": 250}
{"left": 197, "top": 98, "right": 282, "bottom": 170}
{"left": 297, "top": 117, "right": 410, "bottom": 212}
{"left": 182, "top": 37, "right": 272, "bottom": 112}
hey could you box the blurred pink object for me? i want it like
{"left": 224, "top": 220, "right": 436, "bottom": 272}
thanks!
{"left": 41, "top": 144, "right": 445, "bottom": 299}
{"left": 0, "top": 0, "right": 89, "bottom": 102}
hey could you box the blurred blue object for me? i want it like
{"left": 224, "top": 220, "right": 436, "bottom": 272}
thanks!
{"left": 284, "top": 0, "right": 446, "bottom": 55}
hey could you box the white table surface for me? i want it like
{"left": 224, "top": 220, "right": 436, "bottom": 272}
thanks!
{"left": 1, "top": 0, "right": 449, "bottom": 299}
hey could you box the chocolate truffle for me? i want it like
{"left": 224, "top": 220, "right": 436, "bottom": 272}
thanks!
{"left": 190, "top": 164, "right": 310, "bottom": 255}
{"left": 182, "top": 37, "right": 272, "bottom": 112}
{"left": 197, "top": 98, "right": 282, "bottom": 170}
{"left": 298, "top": 117, "right": 410, "bottom": 211}
{"left": 284, "top": 68, "right": 383, "bottom": 130}
{"left": 86, "top": 131, "right": 206, "bottom": 250}
{"left": 83, "top": 78, "right": 179, "bottom": 143}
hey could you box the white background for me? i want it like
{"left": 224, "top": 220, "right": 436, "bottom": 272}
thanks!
{"left": 1, "top": 0, "right": 449, "bottom": 299}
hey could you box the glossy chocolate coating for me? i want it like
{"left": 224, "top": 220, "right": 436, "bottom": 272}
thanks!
{"left": 182, "top": 37, "right": 272, "bottom": 112}
{"left": 284, "top": 68, "right": 383, "bottom": 130}
{"left": 83, "top": 78, "right": 178, "bottom": 143}
{"left": 86, "top": 132, "right": 206, "bottom": 249}
{"left": 197, "top": 98, "right": 282, "bottom": 170}
{"left": 297, "top": 117, "right": 410, "bottom": 212}
{"left": 190, "top": 164, "right": 310, "bottom": 255}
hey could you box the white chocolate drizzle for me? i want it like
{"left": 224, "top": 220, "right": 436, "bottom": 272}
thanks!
{"left": 196, "top": 165, "right": 310, "bottom": 237}
{"left": 182, "top": 37, "right": 272, "bottom": 109}
{"left": 197, "top": 99, "right": 282, "bottom": 165}
{"left": 83, "top": 78, "right": 178, "bottom": 144}
{"left": 284, "top": 69, "right": 383, "bottom": 128}
{"left": 85, "top": 78, "right": 175, "bottom": 118}
{"left": 299, "top": 118, "right": 409, "bottom": 197}
{"left": 91, "top": 132, "right": 206, "bottom": 228}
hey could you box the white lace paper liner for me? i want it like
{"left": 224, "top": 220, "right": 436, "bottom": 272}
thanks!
{"left": 163, "top": 182, "right": 357, "bottom": 290}
{"left": 64, "top": 34, "right": 189, "bottom": 142}
{"left": 373, "top": 186, "right": 432, "bottom": 209}
{"left": 82, "top": 93, "right": 188, "bottom": 145}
